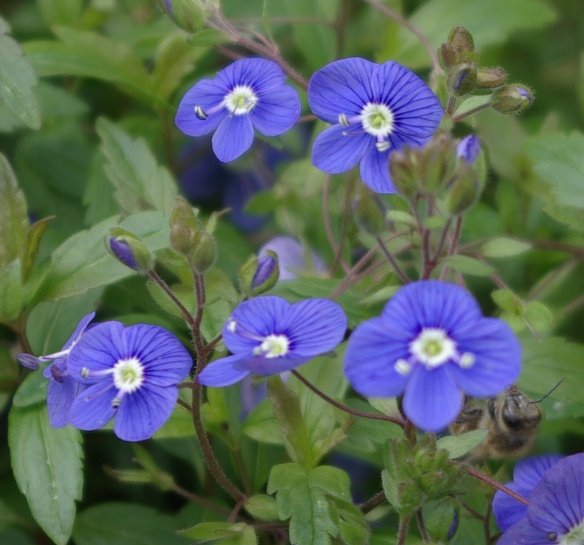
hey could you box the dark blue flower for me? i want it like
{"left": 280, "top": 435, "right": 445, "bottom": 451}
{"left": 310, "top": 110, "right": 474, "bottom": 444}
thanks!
{"left": 198, "top": 296, "right": 347, "bottom": 387}
{"left": 344, "top": 280, "right": 521, "bottom": 432}
{"left": 308, "top": 58, "right": 443, "bottom": 193}
{"left": 66, "top": 322, "right": 192, "bottom": 442}
{"left": 497, "top": 453, "right": 584, "bottom": 545}
{"left": 175, "top": 58, "right": 301, "bottom": 162}
{"left": 17, "top": 312, "right": 95, "bottom": 428}
{"left": 493, "top": 454, "right": 564, "bottom": 532}
{"left": 457, "top": 134, "right": 481, "bottom": 164}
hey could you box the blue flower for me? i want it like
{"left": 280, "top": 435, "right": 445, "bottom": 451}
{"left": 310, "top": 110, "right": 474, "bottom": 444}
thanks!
{"left": 457, "top": 134, "right": 481, "bottom": 164}
{"left": 344, "top": 280, "right": 521, "bottom": 432}
{"left": 259, "top": 236, "right": 326, "bottom": 281}
{"left": 17, "top": 312, "right": 95, "bottom": 428}
{"left": 198, "top": 296, "right": 347, "bottom": 387}
{"left": 175, "top": 58, "right": 301, "bottom": 163}
{"left": 497, "top": 453, "right": 584, "bottom": 545}
{"left": 66, "top": 322, "right": 193, "bottom": 442}
{"left": 308, "top": 58, "right": 443, "bottom": 193}
{"left": 493, "top": 454, "right": 564, "bottom": 532}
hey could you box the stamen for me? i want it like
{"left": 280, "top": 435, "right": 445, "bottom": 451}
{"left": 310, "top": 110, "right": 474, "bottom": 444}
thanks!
{"left": 459, "top": 352, "right": 476, "bottom": 369}
{"left": 395, "top": 358, "right": 412, "bottom": 375}
{"left": 227, "top": 319, "right": 237, "bottom": 333}
{"left": 338, "top": 113, "right": 350, "bottom": 126}
{"left": 194, "top": 106, "right": 208, "bottom": 120}
{"left": 375, "top": 140, "right": 390, "bottom": 152}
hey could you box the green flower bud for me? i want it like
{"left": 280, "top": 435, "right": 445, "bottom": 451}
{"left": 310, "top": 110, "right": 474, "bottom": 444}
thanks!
{"left": 108, "top": 228, "right": 153, "bottom": 273}
{"left": 418, "top": 133, "right": 455, "bottom": 194}
{"left": 154, "top": 0, "right": 209, "bottom": 33}
{"left": 476, "top": 66, "right": 508, "bottom": 89}
{"left": 239, "top": 252, "right": 279, "bottom": 296}
{"left": 190, "top": 229, "right": 217, "bottom": 273}
{"left": 447, "top": 63, "right": 477, "bottom": 96}
{"left": 447, "top": 26, "right": 475, "bottom": 60}
{"left": 445, "top": 164, "right": 482, "bottom": 216}
{"left": 390, "top": 150, "right": 418, "bottom": 199}
{"left": 169, "top": 197, "right": 200, "bottom": 256}
{"left": 491, "top": 84, "right": 534, "bottom": 114}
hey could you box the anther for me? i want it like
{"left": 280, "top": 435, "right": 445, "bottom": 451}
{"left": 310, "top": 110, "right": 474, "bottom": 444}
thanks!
{"left": 81, "top": 367, "right": 91, "bottom": 378}
{"left": 338, "top": 113, "right": 350, "bottom": 127}
{"left": 395, "top": 359, "right": 412, "bottom": 375}
{"left": 194, "top": 106, "right": 208, "bottom": 120}
{"left": 376, "top": 140, "right": 390, "bottom": 152}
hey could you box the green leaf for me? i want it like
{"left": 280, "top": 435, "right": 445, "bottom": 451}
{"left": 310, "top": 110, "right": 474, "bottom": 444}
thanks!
{"left": 441, "top": 254, "right": 493, "bottom": 276}
{"left": 73, "top": 503, "right": 190, "bottom": 545}
{"left": 0, "top": 259, "right": 24, "bottom": 322}
{"left": 24, "top": 28, "right": 164, "bottom": 107}
{"left": 21, "top": 217, "right": 53, "bottom": 282}
{"left": 39, "top": 211, "right": 169, "bottom": 301}
{"left": 268, "top": 463, "right": 352, "bottom": 545}
{"left": 188, "top": 28, "right": 231, "bottom": 47}
{"left": 0, "top": 154, "right": 29, "bottom": 268}
{"left": 244, "top": 495, "right": 279, "bottom": 521}
{"left": 179, "top": 522, "right": 257, "bottom": 545}
{"left": 96, "top": 118, "right": 178, "bottom": 215}
{"left": 0, "top": 17, "right": 41, "bottom": 129}
{"left": 480, "top": 237, "right": 532, "bottom": 258}
{"left": 12, "top": 369, "right": 48, "bottom": 408}
{"left": 453, "top": 95, "right": 492, "bottom": 119}
{"left": 437, "top": 429, "right": 487, "bottom": 459}
{"left": 37, "top": 0, "right": 84, "bottom": 27}
{"left": 330, "top": 499, "right": 369, "bottom": 545}
{"left": 9, "top": 404, "right": 83, "bottom": 545}
{"left": 0, "top": 527, "right": 36, "bottom": 545}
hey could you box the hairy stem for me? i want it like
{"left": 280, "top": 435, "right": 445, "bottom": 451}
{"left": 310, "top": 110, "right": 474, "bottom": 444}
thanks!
{"left": 375, "top": 235, "right": 411, "bottom": 284}
{"left": 464, "top": 466, "right": 528, "bottom": 506}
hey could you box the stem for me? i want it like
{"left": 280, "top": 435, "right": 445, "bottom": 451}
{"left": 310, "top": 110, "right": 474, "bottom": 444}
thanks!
{"left": 170, "top": 482, "right": 233, "bottom": 516}
{"left": 148, "top": 271, "right": 195, "bottom": 329}
{"left": 416, "top": 509, "right": 431, "bottom": 543}
{"left": 439, "top": 216, "right": 463, "bottom": 281}
{"left": 464, "top": 466, "right": 528, "bottom": 506}
{"left": 375, "top": 235, "right": 411, "bottom": 284}
{"left": 451, "top": 102, "right": 492, "bottom": 122}
{"left": 177, "top": 398, "right": 192, "bottom": 412}
{"left": 397, "top": 515, "right": 411, "bottom": 545}
{"left": 446, "top": 95, "right": 457, "bottom": 116}
{"left": 292, "top": 370, "right": 405, "bottom": 427}
{"left": 192, "top": 272, "right": 207, "bottom": 366}
{"left": 360, "top": 490, "right": 386, "bottom": 513}
{"left": 529, "top": 239, "right": 584, "bottom": 258}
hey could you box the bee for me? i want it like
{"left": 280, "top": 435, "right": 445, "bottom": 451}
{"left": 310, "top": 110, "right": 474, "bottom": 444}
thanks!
{"left": 451, "top": 385, "right": 549, "bottom": 461}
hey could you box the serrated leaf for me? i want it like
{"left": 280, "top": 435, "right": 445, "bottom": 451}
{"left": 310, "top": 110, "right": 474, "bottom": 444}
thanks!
{"left": 97, "top": 118, "right": 178, "bottom": 215}
{"left": 441, "top": 254, "right": 493, "bottom": 276}
{"left": 0, "top": 17, "right": 41, "bottom": 129}
{"left": 73, "top": 503, "right": 189, "bottom": 545}
{"left": 38, "top": 211, "right": 170, "bottom": 301}
{"left": 437, "top": 429, "right": 487, "bottom": 459}
{"left": 9, "top": 404, "right": 83, "bottom": 545}
{"left": 0, "top": 154, "right": 29, "bottom": 267}
{"left": 480, "top": 237, "right": 532, "bottom": 258}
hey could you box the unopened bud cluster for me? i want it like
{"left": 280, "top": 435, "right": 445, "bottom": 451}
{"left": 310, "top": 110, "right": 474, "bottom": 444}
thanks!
{"left": 239, "top": 252, "right": 280, "bottom": 296}
{"left": 154, "top": 0, "right": 217, "bottom": 33}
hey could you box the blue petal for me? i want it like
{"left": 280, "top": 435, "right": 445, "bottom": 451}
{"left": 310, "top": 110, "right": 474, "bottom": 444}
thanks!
{"left": 114, "top": 384, "right": 177, "bottom": 442}
{"left": 359, "top": 146, "right": 395, "bottom": 193}
{"left": 312, "top": 125, "right": 370, "bottom": 174}
{"left": 243, "top": 355, "right": 309, "bottom": 376}
{"left": 70, "top": 381, "right": 117, "bottom": 431}
{"left": 62, "top": 312, "right": 96, "bottom": 350}
{"left": 47, "top": 376, "right": 86, "bottom": 428}
{"left": 457, "top": 134, "right": 480, "bottom": 164}
{"left": 447, "top": 318, "right": 521, "bottom": 397}
{"left": 198, "top": 354, "right": 250, "bottom": 387}
{"left": 308, "top": 57, "right": 376, "bottom": 123}
{"left": 513, "top": 454, "right": 564, "bottom": 489}
{"left": 223, "top": 296, "right": 290, "bottom": 354}
{"left": 259, "top": 236, "right": 326, "bottom": 280}
{"left": 344, "top": 317, "right": 410, "bottom": 397}
{"left": 496, "top": 519, "right": 550, "bottom": 545}
{"left": 122, "top": 324, "right": 192, "bottom": 384}
{"left": 493, "top": 481, "right": 531, "bottom": 532}
{"left": 402, "top": 365, "right": 463, "bottom": 432}
{"left": 217, "top": 58, "right": 286, "bottom": 94}
{"left": 528, "top": 454, "right": 584, "bottom": 535}
{"left": 251, "top": 86, "right": 300, "bottom": 136}
{"left": 212, "top": 114, "right": 255, "bottom": 162}
{"left": 381, "top": 281, "right": 482, "bottom": 338}
{"left": 283, "top": 299, "right": 347, "bottom": 357}
{"left": 175, "top": 78, "right": 228, "bottom": 137}
{"left": 67, "top": 322, "right": 125, "bottom": 382}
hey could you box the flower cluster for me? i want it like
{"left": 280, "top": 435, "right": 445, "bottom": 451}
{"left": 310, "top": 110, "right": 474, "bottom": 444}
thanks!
{"left": 495, "top": 453, "right": 584, "bottom": 545}
{"left": 176, "top": 56, "right": 442, "bottom": 193}
{"left": 18, "top": 315, "right": 192, "bottom": 442}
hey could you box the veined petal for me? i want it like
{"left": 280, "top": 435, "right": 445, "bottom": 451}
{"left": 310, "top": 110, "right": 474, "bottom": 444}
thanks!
{"left": 212, "top": 115, "right": 255, "bottom": 163}
{"left": 223, "top": 296, "right": 290, "bottom": 354}
{"left": 243, "top": 354, "right": 309, "bottom": 376}
{"left": 496, "top": 519, "right": 550, "bottom": 545}
{"left": 359, "top": 146, "right": 395, "bottom": 193}
{"left": 403, "top": 365, "right": 463, "bottom": 432}
{"left": 114, "top": 384, "right": 178, "bottom": 442}
{"left": 217, "top": 58, "right": 286, "bottom": 94}
{"left": 283, "top": 299, "right": 346, "bottom": 357}
{"left": 345, "top": 317, "right": 410, "bottom": 397}
{"left": 251, "top": 86, "right": 300, "bottom": 136}
{"left": 447, "top": 318, "right": 521, "bottom": 396}
{"left": 70, "top": 381, "right": 117, "bottom": 431}
{"left": 198, "top": 355, "right": 250, "bottom": 387}
{"left": 47, "top": 377, "right": 85, "bottom": 428}
{"left": 308, "top": 57, "right": 376, "bottom": 123}
{"left": 175, "top": 78, "right": 228, "bottom": 137}
{"left": 312, "top": 125, "right": 370, "bottom": 174}
{"left": 62, "top": 312, "right": 96, "bottom": 350}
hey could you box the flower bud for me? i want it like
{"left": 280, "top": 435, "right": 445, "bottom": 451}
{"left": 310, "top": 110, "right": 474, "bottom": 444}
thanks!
{"left": 390, "top": 150, "right": 418, "bottom": 199}
{"left": 190, "top": 229, "right": 217, "bottom": 273}
{"left": 169, "top": 197, "right": 200, "bottom": 256}
{"left": 419, "top": 132, "right": 455, "bottom": 194}
{"left": 491, "top": 84, "right": 534, "bottom": 114}
{"left": 445, "top": 165, "right": 481, "bottom": 216}
{"left": 476, "top": 66, "right": 507, "bottom": 89}
{"left": 108, "top": 228, "right": 153, "bottom": 273}
{"left": 154, "top": 0, "right": 208, "bottom": 33}
{"left": 353, "top": 187, "right": 387, "bottom": 234}
{"left": 456, "top": 134, "right": 481, "bottom": 165}
{"left": 447, "top": 63, "right": 477, "bottom": 96}
{"left": 16, "top": 353, "right": 41, "bottom": 370}
{"left": 239, "top": 252, "right": 279, "bottom": 296}
{"left": 439, "top": 26, "right": 475, "bottom": 68}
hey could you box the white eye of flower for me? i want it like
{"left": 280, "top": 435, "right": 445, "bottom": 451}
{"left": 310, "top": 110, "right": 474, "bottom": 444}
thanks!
{"left": 559, "top": 520, "right": 584, "bottom": 545}
{"left": 113, "top": 357, "right": 144, "bottom": 394}
{"left": 360, "top": 103, "right": 394, "bottom": 138}
{"left": 252, "top": 334, "right": 290, "bottom": 359}
{"left": 410, "top": 328, "right": 457, "bottom": 369}
{"left": 225, "top": 85, "right": 258, "bottom": 115}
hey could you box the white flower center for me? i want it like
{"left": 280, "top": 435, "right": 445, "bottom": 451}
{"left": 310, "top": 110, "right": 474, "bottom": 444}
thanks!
{"left": 225, "top": 85, "right": 258, "bottom": 115}
{"left": 253, "top": 334, "right": 290, "bottom": 359}
{"left": 360, "top": 103, "right": 394, "bottom": 138}
{"left": 409, "top": 328, "right": 457, "bottom": 369}
{"left": 113, "top": 357, "right": 144, "bottom": 394}
{"left": 559, "top": 520, "right": 584, "bottom": 545}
